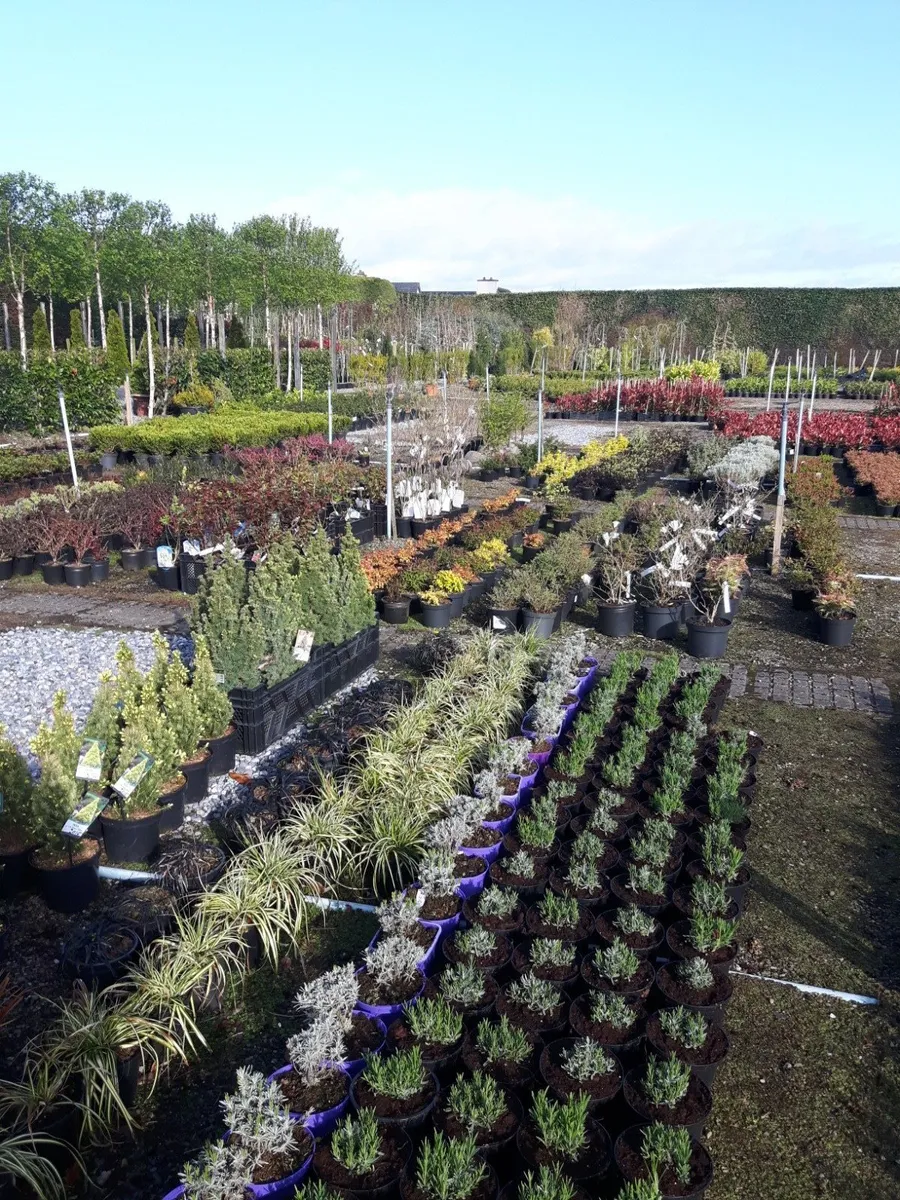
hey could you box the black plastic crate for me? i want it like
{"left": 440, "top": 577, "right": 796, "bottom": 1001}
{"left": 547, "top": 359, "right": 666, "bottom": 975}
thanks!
{"left": 179, "top": 555, "right": 207, "bottom": 595}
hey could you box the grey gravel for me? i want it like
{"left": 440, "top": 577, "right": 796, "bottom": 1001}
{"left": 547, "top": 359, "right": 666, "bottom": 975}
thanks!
{"left": 0, "top": 626, "right": 156, "bottom": 760}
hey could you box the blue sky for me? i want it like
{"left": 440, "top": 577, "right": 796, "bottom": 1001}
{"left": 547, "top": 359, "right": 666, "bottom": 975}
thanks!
{"left": 4, "top": 0, "right": 899, "bottom": 289}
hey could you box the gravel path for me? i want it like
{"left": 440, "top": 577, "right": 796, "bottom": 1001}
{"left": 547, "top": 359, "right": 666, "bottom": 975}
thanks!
{"left": 0, "top": 626, "right": 156, "bottom": 760}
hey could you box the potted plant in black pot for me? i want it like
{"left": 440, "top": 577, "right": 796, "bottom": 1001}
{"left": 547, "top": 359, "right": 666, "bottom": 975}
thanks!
{"left": 594, "top": 533, "right": 641, "bottom": 637}
{"left": 539, "top": 1037, "right": 622, "bottom": 1110}
{"left": 388, "top": 996, "right": 464, "bottom": 1073}
{"left": 813, "top": 570, "right": 859, "bottom": 647}
{"left": 61, "top": 509, "right": 102, "bottom": 587}
{"left": 381, "top": 577, "right": 412, "bottom": 625}
{"left": 685, "top": 574, "right": 732, "bottom": 660}
{"left": 520, "top": 577, "right": 563, "bottom": 639}
{"left": 0, "top": 728, "right": 38, "bottom": 899}
{"left": 313, "top": 1107, "right": 412, "bottom": 1200}
{"left": 516, "top": 1090, "right": 611, "bottom": 1185}
{"left": 417, "top": 586, "right": 454, "bottom": 630}
{"left": 461, "top": 1015, "right": 538, "bottom": 1093}
{"left": 27, "top": 693, "right": 101, "bottom": 914}
{"left": 31, "top": 498, "right": 70, "bottom": 585}
{"left": 192, "top": 635, "right": 238, "bottom": 776}
{"left": 614, "top": 1121, "right": 713, "bottom": 1199}
{"left": 437, "top": 1071, "right": 521, "bottom": 1158}
{"left": 351, "top": 1046, "right": 439, "bottom": 1132}
{"left": 623, "top": 1054, "right": 712, "bottom": 1140}
{"left": 399, "top": 1131, "right": 495, "bottom": 1200}
{"left": 486, "top": 574, "right": 523, "bottom": 635}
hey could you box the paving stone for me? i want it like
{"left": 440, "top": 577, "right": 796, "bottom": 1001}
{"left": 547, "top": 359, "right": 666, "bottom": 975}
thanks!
{"left": 851, "top": 676, "right": 874, "bottom": 713}
{"left": 772, "top": 668, "right": 791, "bottom": 703}
{"left": 831, "top": 675, "right": 854, "bottom": 711}
{"left": 753, "top": 670, "right": 772, "bottom": 700}
{"left": 871, "top": 679, "right": 894, "bottom": 716}
{"left": 811, "top": 673, "right": 833, "bottom": 708}
{"left": 679, "top": 656, "right": 699, "bottom": 675}
{"left": 728, "top": 665, "right": 747, "bottom": 698}
{"left": 791, "top": 672, "right": 812, "bottom": 707}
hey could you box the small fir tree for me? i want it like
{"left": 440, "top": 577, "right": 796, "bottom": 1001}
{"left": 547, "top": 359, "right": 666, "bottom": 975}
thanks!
{"left": 247, "top": 536, "right": 306, "bottom": 686}
{"left": 184, "top": 312, "right": 201, "bottom": 356}
{"left": 68, "top": 309, "right": 86, "bottom": 349}
{"left": 114, "top": 642, "right": 146, "bottom": 714}
{"left": 335, "top": 530, "right": 375, "bottom": 642}
{"left": 29, "top": 693, "right": 81, "bottom": 849}
{"left": 0, "top": 726, "right": 34, "bottom": 843}
{"left": 296, "top": 526, "right": 342, "bottom": 646}
{"left": 226, "top": 315, "right": 247, "bottom": 348}
{"left": 83, "top": 671, "right": 123, "bottom": 781}
{"left": 192, "top": 545, "right": 264, "bottom": 690}
{"left": 191, "top": 635, "right": 234, "bottom": 739}
{"left": 31, "top": 307, "right": 52, "bottom": 358}
{"left": 163, "top": 651, "right": 203, "bottom": 761}
{"left": 112, "top": 695, "right": 181, "bottom": 816}
{"left": 106, "top": 310, "right": 130, "bottom": 381}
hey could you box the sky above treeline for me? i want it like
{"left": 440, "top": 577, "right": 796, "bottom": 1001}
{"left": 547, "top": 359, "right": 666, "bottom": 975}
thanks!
{"left": 5, "top": 0, "right": 899, "bottom": 291}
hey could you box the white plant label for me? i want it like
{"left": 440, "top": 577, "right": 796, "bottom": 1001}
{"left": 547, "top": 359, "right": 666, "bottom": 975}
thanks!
{"left": 214, "top": 672, "right": 226, "bottom": 685}
{"left": 581, "top": 573, "right": 593, "bottom": 584}
{"left": 183, "top": 539, "right": 201, "bottom": 557}
{"left": 659, "top": 537, "right": 678, "bottom": 552}
{"left": 641, "top": 564, "right": 659, "bottom": 577}
{"left": 625, "top": 572, "right": 632, "bottom": 599}
{"left": 415, "top": 888, "right": 426, "bottom": 908}
{"left": 491, "top": 616, "right": 507, "bottom": 631}
{"left": 722, "top": 583, "right": 732, "bottom": 614}
{"left": 75, "top": 739, "right": 105, "bottom": 782}
{"left": 111, "top": 751, "right": 153, "bottom": 799}
{"left": 671, "top": 546, "right": 688, "bottom": 571}
{"left": 156, "top": 545, "right": 174, "bottom": 569}
{"left": 292, "top": 629, "right": 315, "bottom": 663}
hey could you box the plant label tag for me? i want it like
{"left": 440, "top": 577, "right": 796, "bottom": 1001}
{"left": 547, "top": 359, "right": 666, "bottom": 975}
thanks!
{"left": 414, "top": 888, "right": 426, "bottom": 908}
{"left": 156, "top": 545, "right": 174, "bottom": 569}
{"left": 722, "top": 583, "right": 732, "bottom": 614}
{"left": 625, "top": 572, "right": 632, "bottom": 599}
{"left": 63, "top": 791, "right": 110, "bottom": 838}
{"left": 292, "top": 629, "right": 315, "bottom": 663}
{"left": 671, "top": 546, "right": 687, "bottom": 570}
{"left": 111, "top": 751, "right": 154, "bottom": 799}
{"left": 602, "top": 533, "right": 610, "bottom": 546}
{"left": 75, "top": 738, "right": 105, "bottom": 782}
{"left": 214, "top": 672, "right": 226, "bottom": 685}
{"left": 182, "top": 539, "right": 201, "bottom": 557}
{"left": 641, "top": 565, "right": 659, "bottom": 577}
{"left": 491, "top": 616, "right": 507, "bottom": 631}
{"left": 515, "top": 496, "right": 530, "bottom": 504}
{"left": 581, "top": 573, "right": 592, "bottom": 584}
{"left": 347, "top": 509, "right": 361, "bottom": 520}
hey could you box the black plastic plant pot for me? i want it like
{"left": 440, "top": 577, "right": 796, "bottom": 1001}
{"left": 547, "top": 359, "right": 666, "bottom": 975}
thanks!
{"left": 419, "top": 601, "right": 452, "bottom": 629}
{"left": 817, "top": 614, "right": 856, "bottom": 647}
{"left": 396, "top": 517, "right": 413, "bottom": 539}
{"left": 203, "top": 726, "right": 238, "bottom": 776}
{"left": 410, "top": 518, "right": 430, "bottom": 538}
{"left": 100, "top": 811, "right": 162, "bottom": 863}
{"left": 0, "top": 847, "right": 32, "bottom": 899}
{"left": 90, "top": 559, "right": 109, "bottom": 584}
{"left": 597, "top": 601, "right": 636, "bottom": 638}
{"left": 156, "top": 565, "right": 180, "bottom": 591}
{"left": 686, "top": 619, "right": 732, "bottom": 659}
{"left": 181, "top": 752, "right": 211, "bottom": 803}
{"left": 140, "top": 546, "right": 157, "bottom": 569}
{"left": 614, "top": 1126, "right": 714, "bottom": 1200}
{"left": 116, "top": 1051, "right": 140, "bottom": 1109}
{"left": 157, "top": 785, "right": 185, "bottom": 833}
{"left": 0, "top": 558, "right": 12, "bottom": 581}
{"left": 449, "top": 592, "right": 466, "bottom": 619}
{"left": 522, "top": 609, "right": 558, "bottom": 639}
{"left": 642, "top": 603, "right": 680, "bottom": 640}
{"left": 179, "top": 555, "right": 207, "bottom": 595}
{"left": 62, "top": 919, "right": 141, "bottom": 989}
{"left": 31, "top": 844, "right": 101, "bottom": 914}
{"left": 525, "top": 474, "right": 542, "bottom": 490}
{"left": 100, "top": 451, "right": 119, "bottom": 472}
{"left": 488, "top": 606, "right": 520, "bottom": 635}
{"left": 875, "top": 501, "right": 897, "bottom": 517}
{"left": 42, "top": 562, "right": 65, "bottom": 585}
{"left": 13, "top": 554, "right": 35, "bottom": 576}
{"left": 64, "top": 563, "right": 91, "bottom": 587}
{"left": 121, "top": 547, "right": 145, "bottom": 571}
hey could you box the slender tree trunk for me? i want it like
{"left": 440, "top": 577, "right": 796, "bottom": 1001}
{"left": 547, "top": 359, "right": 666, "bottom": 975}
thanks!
{"left": 249, "top": 305, "right": 255, "bottom": 347}
{"left": 165, "top": 296, "right": 171, "bottom": 350}
{"left": 156, "top": 301, "right": 163, "bottom": 347}
{"left": 286, "top": 316, "right": 293, "bottom": 390}
{"left": 293, "top": 314, "right": 301, "bottom": 389}
{"left": 264, "top": 298, "right": 271, "bottom": 349}
{"left": 95, "top": 251, "right": 107, "bottom": 349}
{"left": 143, "top": 285, "right": 156, "bottom": 417}
{"left": 274, "top": 317, "right": 281, "bottom": 390}
{"left": 217, "top": 312, "right": 226, "bottom": 361}
{"left": 127, "top": 296, "right": 135, "bottom": 364}
{"left": 2, "top": 301, "right": 11, "bottom": 352}
{"left": 48, "top": 291, "right": 56, "bottom": 356}
{"left": 317, "top": 302, "right": 324, "bottom": 349}
{"left": 81, "top": 300, "right": 89, "bottom": 347}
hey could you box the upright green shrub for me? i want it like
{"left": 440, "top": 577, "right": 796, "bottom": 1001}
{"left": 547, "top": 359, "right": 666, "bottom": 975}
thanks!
{"left": 68, "top": 309, "right": 85, "bottom": 350}
{"left": 106, "top": 311, "right": 130, "bottom": 382}
{"left": 335, "top": 529, "right": 376, "bottom": 641}
{"left": 192, "top": 546, "right": 265, "bottom": 690}
{"left": 31, "top": 308, "right": 52, "bottom": 359}
{"left": 184, "top": 313, "right": 201, "bottom": 356}
{"left": 296, "top": 527, "right": 342, "bottom": 646}
{"left": 191, "top": 634, "right": 234, "bottom": 738}
{"left": 247, "top": 536, "right": 307, "bottom": 686}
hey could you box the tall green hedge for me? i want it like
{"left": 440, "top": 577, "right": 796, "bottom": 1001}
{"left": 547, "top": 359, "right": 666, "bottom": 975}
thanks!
{"left": 448, "top": 289, "right": 900, "bottom": 351}
{"left": 0, "top": 352, "right": 120, "bottom": 434}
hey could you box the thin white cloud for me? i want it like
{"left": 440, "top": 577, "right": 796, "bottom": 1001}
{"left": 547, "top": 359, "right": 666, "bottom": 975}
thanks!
{"left": 267, "top": 185, "right": 900, "bottom": 290}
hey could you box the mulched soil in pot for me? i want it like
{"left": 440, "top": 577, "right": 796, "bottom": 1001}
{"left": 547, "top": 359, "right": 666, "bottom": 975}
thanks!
{"left": 623, "top": 1068, "right": 712, "bottom": 1129}
{"left": 353, "top": 1073, "right": 437, "bottom": 1120}
{"left": 548, "top": 870, "right": 610, "bottom": 906}
{"left": 517, "top": 1120, "right": 611, "bottom": 1180}
{"left": 655, "top": 964, "right": 734, "bottom": 1009}
{"left": 525, "top": 907, "right": 595, "bottom": 942}
{"left": 510, "top": 943, "right": 579, "bottom": 984}
{"left": 666, "top": 921, "right": 738, "bottom": 972}
{"left": 444, "top": 931, "right": 512, "bottom": 970}
{"left": 455, "top": 853, "right": 487, "bottom": 879}
{"left": 463, "top": 827, "right": 504, "bottom": 850}
{"left": 346, "top": 1014, "right": 387, "bottom": 1059}
{"left": 646, "top": 1010, "right": 729, "bottom": 1068}
{"left": 594, "top": 909, "right": 663, "bottom": 954}
{"left": 609, "top": 874, "right": 672, "bottom": 911}
{"left": 315, "top": 1127, "right": 410, "bottom": 1191}
{"left": 358, "top": 970, "right": 422, "bottom": 1007}
{"left": 388, "top": 1019, "right": 462, "bottom": 1064}
{"left": 232, "top": 1123, "right": 312, "bottom": 1186}
{"left": 495, "top": 989, "right": 567, "bottom": 1036}
{"left": 568, "top": 995, "right": 645, "bottom": 1046}
{"left": 490, "top": 860, "right": 549, "bottom": 890}
{"left": 540, "top": 1039, "right": 622, "bottom": 1103}
{"left": 277, "top": 1065, "right": 348, "bottom": 1112}
{"left": 581, "top": 955, "right": 655, "bottom": 998}
{"left": 406, "top": 885, "right": 461, "bottom": 921}
{"left": 462, "top": 897, "right": 524, "bottom": 934}
{"left": 615, "top": 1125, "right": 714, "bottom": 1197}
{"left": 439, "top": 1092, "right": 520, "bottom": 1147}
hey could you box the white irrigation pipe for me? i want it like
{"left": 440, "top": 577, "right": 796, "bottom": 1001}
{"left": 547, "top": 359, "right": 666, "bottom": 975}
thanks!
{"left": 737, "top": 970, "right": 879, "bottom": 1006}
{"left": 99, "top": 865, "right": 158, "bottom": 883}
{"left": 303, "top": 896, "right": 378, "bottom": 914}
{"left": 856, "top": 573, "right": 900, "bottom": 581}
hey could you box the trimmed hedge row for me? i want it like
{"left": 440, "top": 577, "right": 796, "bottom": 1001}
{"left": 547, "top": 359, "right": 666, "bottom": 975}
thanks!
{"left": 87, "top": 409, "right": 346, "bottom": 454}
{"left": 0, "top": 352, "right": 120, "bottom": 433}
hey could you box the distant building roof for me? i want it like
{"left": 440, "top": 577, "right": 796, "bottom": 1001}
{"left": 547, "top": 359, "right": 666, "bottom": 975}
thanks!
{"left": 392, "top": 282, "right": 421, "bottom": 294}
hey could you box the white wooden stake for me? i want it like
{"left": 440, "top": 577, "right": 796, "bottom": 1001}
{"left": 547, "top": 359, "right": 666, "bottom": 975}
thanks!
{"left": 58, "top": 388, "right": 80, "bottom": 492}
{"left": 771, "top": 362, "right": 792, "bottom": 575}
{"left": 614, "top": 376, "right": 622, "bottom": 436}
{"left": 765, "top": 349, "right": 779, "bottom": 411}
{"left": 327, "top": 384, "right": 333, "bottom": 443}
{"left": 793, "top": 394, "right": 805, "bottom": 473}
{"left": 385, "top": 391, "right": 395, "bottom": 539}
{"left": 807, "top": 370, "right": 818, "bottom": 421}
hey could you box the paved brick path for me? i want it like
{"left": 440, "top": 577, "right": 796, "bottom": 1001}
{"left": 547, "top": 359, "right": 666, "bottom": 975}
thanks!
{"left": 592, "top": 647, "right": 894, "bottom": 717}
{"left": 837, "top": 514, "right": 900, "bottom": 531}
{"left": 0, "top": 592, "right": 187, "bottom": 631}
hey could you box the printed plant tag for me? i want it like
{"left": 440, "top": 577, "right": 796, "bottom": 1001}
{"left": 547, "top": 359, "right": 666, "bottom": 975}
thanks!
{"left": 62, "top": 791, "right": 110, "bottom": 838}
{"left": 415, "top": 888, "right": 426, "bottom": 908}
{"left": 292, "top": 629, "right": 315, "bottom": 663}
{"left": 182, "top": 539, "right": 201, "bottom": 557}
{"left": 111, "top": 751, "right": 154, "bottom": 799}
{"left": 491, "top": 616, "right": 507, "bottom": 631}
{"left": 722, "top": 582, "right": 732, "bottom": 614}
{"left": 214, "top": 672, "right": 226, "bottom": 685}
{"left": 75, "top": 738, "right": 105, "bottom": 782}
{"left": 156, "top": 544, "right": 174, "bottom": 569}
{"left": 581, "top": 573, "right": 593, "bottom": 584}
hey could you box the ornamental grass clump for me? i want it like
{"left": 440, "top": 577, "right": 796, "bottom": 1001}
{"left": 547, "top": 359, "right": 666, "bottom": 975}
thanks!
{"left": 531, "top": 1090, "right": 591, "bottom": 1161}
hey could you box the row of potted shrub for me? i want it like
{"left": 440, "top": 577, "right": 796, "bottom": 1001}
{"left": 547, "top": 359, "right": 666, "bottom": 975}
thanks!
{"left": 87, "top": 409, "right": 348, "bottom": 458}
{"left": 784, "top": 492, "right": 861, "bottom": 646}
{"left": 550, "top": 378, "right": 725, "bottom": 422}
{"left": 0, "top": 633, "right": 236, "bottom": 913}
{"left": 720, "top": 410, "right": 900, "bottom": 451}
{"left": 844, "top": 450, "right": 900, "bottom": 515}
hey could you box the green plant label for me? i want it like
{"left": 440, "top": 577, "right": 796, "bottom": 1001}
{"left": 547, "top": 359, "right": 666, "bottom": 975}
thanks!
{"left": 292, "top": 629, "right": 315, "bottom": 663}
{"left": 75, "top": 738, "right": 106, "bottom": 782}
{"left": 62, "top": 791, "right": 110, "bottom": 838}
{"left": 111, "top": 751, "right": 154, "bottom": 799}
